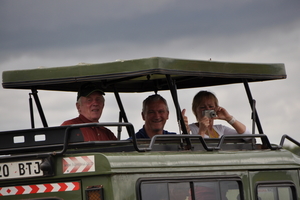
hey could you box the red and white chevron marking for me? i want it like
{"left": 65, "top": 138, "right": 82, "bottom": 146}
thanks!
{"left": 0, "top": 181, "right": 80, "bottom": 196}
{"left": 63, "top": 155, "right": 95, "bottom": 174}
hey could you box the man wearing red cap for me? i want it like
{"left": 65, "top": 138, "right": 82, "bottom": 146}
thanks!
{"left": 61, "top": 82, "right": 117, "bottom": 141}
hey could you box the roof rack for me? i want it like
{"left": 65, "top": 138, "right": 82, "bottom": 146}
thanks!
{"left": 131, "top": 134, "right": 280, "bottom": 152}
{"left": 0, "top": 120, "right": 284, "bottom": 162}
{"left": 280, "top": 134, "right": 300, "bottom": 148}
{"left": 0, "top": 122, "right": 135, "bottom": 160}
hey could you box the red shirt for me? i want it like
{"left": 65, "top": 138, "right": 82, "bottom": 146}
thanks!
{"left": 61, "top": 114, "right": 117, "bottom": 141}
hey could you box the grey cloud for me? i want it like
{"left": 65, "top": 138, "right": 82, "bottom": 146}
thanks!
{"left": 1, "top": 0, "right": 299, "bottom": 55}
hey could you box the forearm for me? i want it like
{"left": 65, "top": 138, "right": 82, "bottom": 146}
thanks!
{"left": 227, "top": 116, "right": 246, "bottom": 134}
{"left": 197, "top": 128, "right": 207, "bottom": 137}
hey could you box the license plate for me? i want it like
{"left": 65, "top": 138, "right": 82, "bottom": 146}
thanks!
{"left": 0, "top": 159, "right": 43, "bottom": 180}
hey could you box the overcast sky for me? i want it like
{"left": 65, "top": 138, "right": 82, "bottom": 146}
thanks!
{"left": 1, "top": 0, "right": 299, "bottom": 145}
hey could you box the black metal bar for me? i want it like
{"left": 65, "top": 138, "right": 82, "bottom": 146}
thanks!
{"left": 217, "top": 134, "right": 279, "bottom": 150}
{"left": 113, "top": 86, "right": 133, "bottom": 137}
{"left": 251, "top": 99, "right": 256, "bottom": 134}
{"left": 130, "top": 125, "right": 144, "bottom": 152}
{"left": 59, "top": 122, "right": 135, "bottom": 155}
{"left": 165, "top": 75, "right": 192, "bottom": 149}
{"left": 29, "top": 93, "right": 35, "bottom": 128}
{"left": 31, "top": 88, "right": 48, "bottom": 127}
{"left": 0, "top": 122, "right": 136, "bottom": 160}
{"left": 150, "top": 135, "right": 214, "bottom": 151}
{"left": 243, "top": 79, "right": 263, "bottom": 134}
{"left": 280, "top": 134, "right": 300, "bottom": 148}
{"left": 132, "top": 135, "right": 215, "bottom": 152}
{"left": 165, "top": 75, "right": 188, "bottom": 134}
{"left": 190, "top": 182, "right": 196, "bottom": 200}
{"left": 117, "top": 111, "right": 122, "bottom": 140}
{"left": 251, "top": 99, "right": 256, "bottom": 148}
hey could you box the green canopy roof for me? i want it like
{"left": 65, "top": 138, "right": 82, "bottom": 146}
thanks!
{"left": 2, "top": 57, "right": 286, "bottom": 93}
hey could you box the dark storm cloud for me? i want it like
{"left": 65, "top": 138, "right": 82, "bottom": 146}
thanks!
{"left": 1, "top": 0, "right": 299, "bottom": 56}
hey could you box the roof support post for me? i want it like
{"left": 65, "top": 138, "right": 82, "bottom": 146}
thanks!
{"left": 113, "top": 86, "right": 134, "bottom": 137}
{"left": 165, "top": 75, "right": 187, "bottom": 134}
{"left": 29, "top": 93, "right": 35, "bottom": 128}
{"left": 31, "top": 88, "right": 48, "bottom": 128}
{"left": 243, "top": 79, "right": 263, "bottom": 134}
{"left": 166, "top": 75, "right": 192, "bottom": 149}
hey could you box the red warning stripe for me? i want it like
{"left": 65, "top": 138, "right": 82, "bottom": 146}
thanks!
{"left": 0, "top": 182, "right": 80, "bottom": 196}
{"left": 15, "top": 186, "right": 24, "bottom": 195}
{"left": 30, "top": 184, "right": 39, "bottom": 194}
{"left": 63, "top": 155, "right": 95, "bottom": 174}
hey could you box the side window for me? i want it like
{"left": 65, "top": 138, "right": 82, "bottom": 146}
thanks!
{"left": 139, "top": 179, "right": 242, "bottom": 200}
{"left": 194, "top": 181, "right": 240, "bottom": 200}
{"left": 220, "top": 181, "right": 241, "bottom": 200}
{"left": 169, "top": 182, "right": 191, "bottom": 200}
{"left": 140, "top": 182, "right": 169, "bottom": 200}
{"left": 257, "top": 184, "right": 296, "bottom": 200}
{"left": 194, "top": 181, "right": 219, "bottom": 200}
{"left": 140, "top": 182, "right": 191, "bottom": 200}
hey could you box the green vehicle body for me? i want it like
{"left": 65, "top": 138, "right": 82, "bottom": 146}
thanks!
{"left": 1, "top": 57, "right": 299, "bottom": 200}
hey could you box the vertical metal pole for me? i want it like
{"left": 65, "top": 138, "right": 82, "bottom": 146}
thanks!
{"left": 166, "top": 75, "right": 191, "bottom": 149}
{"left": 243, "top": 79, "right": 263, "bottom": 134}
{"left": 113, "top": 86, "right": 134, "bottom": 137}
{"left": 118, "top": 111, "right": 122, "bottom": 140}
{"left": 165, "top": 75, "right": 188, "bottom": 134}
{"left": 252, "top": 99, "right": 256, "bottom": 134}
{"left": 29, "top": 93, "right": 35, "bottom": 128}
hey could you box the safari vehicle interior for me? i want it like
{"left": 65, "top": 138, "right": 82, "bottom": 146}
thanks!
{"left": 1, "top": 57, "right": 299, "bottom": 160}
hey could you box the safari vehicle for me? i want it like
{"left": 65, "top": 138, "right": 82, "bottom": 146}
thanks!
{"left": 1, "top": 57, "right": 300, "bottom": 200}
